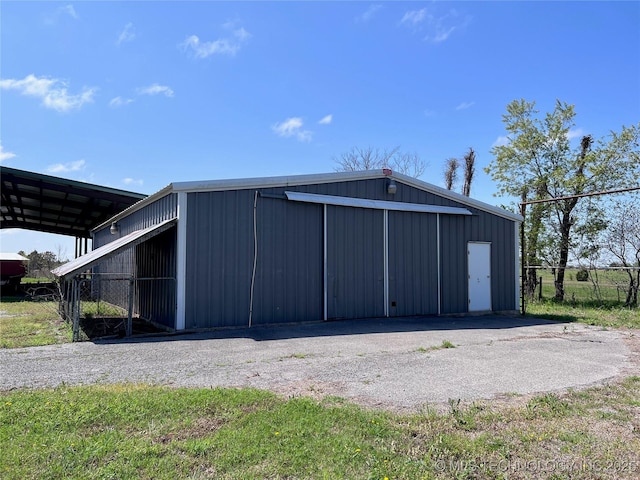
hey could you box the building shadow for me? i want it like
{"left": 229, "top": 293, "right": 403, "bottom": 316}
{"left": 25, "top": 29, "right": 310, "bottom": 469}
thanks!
{"left": 96, "top": 313, "right": 578, "bottom": 345}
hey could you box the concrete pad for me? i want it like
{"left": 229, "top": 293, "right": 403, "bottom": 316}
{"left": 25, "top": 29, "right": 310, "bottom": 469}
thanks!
{"left": 1, "top": 315, "right": 637, "bottom": 410}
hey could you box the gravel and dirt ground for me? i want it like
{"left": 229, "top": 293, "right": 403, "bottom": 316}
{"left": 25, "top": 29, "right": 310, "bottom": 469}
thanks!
{"left": 1, "top": 315, "right": 638, "bottom": 411}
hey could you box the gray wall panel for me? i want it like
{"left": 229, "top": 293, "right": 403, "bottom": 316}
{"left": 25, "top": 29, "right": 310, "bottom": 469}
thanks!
{"left": 388, "top": 211, "right": 439, "bottom": 316}
{"left": 93, "top": 193, "right": 178, "bottom": 249}
{"left": 327, "top": 205, "right": 385, "bottom": 319}
{"left": 185, "top": 190, "right": 254, "bottom": 328}
{"left": 253, "top": 197, "right": 323, "bottom": 324}
{"left": 440, "top": 213, "right": 516, "bottom": 313}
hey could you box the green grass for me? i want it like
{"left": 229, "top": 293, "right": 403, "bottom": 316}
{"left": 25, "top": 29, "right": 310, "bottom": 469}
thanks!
{"left": 1, "top": 380, "right": 639, "bottom": 479}
{"left": 0, "top": 297, "right": 72, "bottom": 348}
{"left": 526, "top": 299, "right": 640, "bottom": 329}
{"left": 415, "top": 340, "right": 456, "bottom": 354}
{"left": 533, "top": 268, "right": 636, "bottom": 304}
{"left": 524, "top": 268, "right": 639, "bottom": 329}
{"left": 20, "top": 277, "right": 52, "bottom": 284}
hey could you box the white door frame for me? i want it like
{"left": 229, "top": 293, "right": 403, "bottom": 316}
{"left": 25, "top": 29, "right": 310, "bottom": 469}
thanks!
{"left": 468, "top": 242, "right": 492, "bottom": 312}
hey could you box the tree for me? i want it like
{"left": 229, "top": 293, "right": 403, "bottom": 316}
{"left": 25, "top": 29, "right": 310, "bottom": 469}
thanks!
{"left": 485, "top": 99, "right": 640, "bottom": 301}
{"left": 604, "top": 199, "right": 640, "bottom": 307}
{"left": 443, "top": 158, "right": 459, "bottom": 190}
{"left": 17, "top": 250, "right": 65, "bottom": 279}
{"left": 334, "top": 146, "right": 427, "bottom": 178}
{"left": 461, "top": 147, "right": 475, "bottom": 197}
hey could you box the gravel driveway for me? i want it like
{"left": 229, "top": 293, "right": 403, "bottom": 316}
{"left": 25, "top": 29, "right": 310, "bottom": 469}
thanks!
{"left": 1, "top": 315, "right": 637, "bottom": 410}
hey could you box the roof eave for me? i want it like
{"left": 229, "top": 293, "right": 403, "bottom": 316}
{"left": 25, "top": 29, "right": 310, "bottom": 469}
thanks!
{"left": 92, "top": 170, "right": 522, "bottom": 228}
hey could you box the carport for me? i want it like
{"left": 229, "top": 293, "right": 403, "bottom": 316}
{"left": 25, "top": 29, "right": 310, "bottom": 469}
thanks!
{"left": 1, "top": 166, "right": 145, "bottom": 256}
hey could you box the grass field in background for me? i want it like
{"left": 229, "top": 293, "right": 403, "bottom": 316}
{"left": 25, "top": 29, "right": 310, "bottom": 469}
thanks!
{"left": 2, "top": 380, "right": 640, "bottom": 480}
{"left": 533, "top": 268, "right": 635, "bottom": 303}
{"left": 0, "top": 297, "right": 72, "bottom": 348}
{"left": 524, "top": 268, "right": 640, "bottom": 329}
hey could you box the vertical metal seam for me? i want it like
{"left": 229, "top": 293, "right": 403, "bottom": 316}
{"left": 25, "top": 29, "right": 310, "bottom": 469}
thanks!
{"left": 383, "top": 209, "right": 389, "bottom": 317}
{"left": 437, "top": 213, "right": 441, "bottom": 315}
{"left": 323, "top": 203, "right": 328, "bottom": 321}
{"left": 175, "top": 191, "right": 187, "bottom": 330}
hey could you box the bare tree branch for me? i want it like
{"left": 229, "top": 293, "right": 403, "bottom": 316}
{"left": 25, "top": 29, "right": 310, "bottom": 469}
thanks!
{"left": 334, "top": 146, "right": 426, "bottom": 178}
{"left": 444, "top": 158, "right": 459, "bottom": 190}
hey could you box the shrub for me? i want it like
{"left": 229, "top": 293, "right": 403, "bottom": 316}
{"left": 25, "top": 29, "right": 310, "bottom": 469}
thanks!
{"left": 576, "top": 269, "right": 589, "bottom": 282}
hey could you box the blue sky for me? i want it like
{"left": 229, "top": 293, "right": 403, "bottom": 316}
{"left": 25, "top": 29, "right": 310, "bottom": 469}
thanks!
{"left": 1, "top": 1, "right": 639, "bottom": 258}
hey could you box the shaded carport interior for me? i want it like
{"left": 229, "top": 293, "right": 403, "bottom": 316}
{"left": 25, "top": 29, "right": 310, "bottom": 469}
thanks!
{"left": 1, "top": 166, "right": 146, "bottom": 254}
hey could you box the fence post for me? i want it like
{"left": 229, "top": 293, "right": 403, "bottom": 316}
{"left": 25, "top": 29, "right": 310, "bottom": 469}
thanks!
{"left": 538, "top": 276, "right": 543, "bottom": 300}
{"left": 126, "top": 277, "right": 134, "bottom": 337}
{"left": 72, "top": 278, "right": 80, "bottom": 342}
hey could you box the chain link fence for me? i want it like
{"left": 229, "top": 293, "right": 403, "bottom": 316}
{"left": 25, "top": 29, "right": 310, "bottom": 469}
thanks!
{"left": 60, "top": 273, "right": 176, "bottom": 341}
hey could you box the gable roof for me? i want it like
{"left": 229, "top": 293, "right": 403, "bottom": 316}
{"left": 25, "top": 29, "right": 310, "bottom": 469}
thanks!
{"left": 93, "top": 170, "right": 522, "bottom": 231}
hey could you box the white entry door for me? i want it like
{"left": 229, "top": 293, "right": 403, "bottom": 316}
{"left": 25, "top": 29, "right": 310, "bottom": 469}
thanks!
{"left": 468, "top": 242, "right": 491, "bottom": 311}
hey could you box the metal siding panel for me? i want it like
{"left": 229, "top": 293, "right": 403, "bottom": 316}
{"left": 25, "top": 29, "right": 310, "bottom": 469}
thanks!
{"left": 327, "top": 205, "right": 384, "bottom": 319}
{"left": 176, "top": 178, "right": 517, "bottom": 327}
{"left": 185, "top": 191, "right": 254, "bottom": 328}
{"left": 439, "top": 215, "right": 468, "bottom": 314}
{"left": 439, "top": 212, "right": 517, "bottom": 314}
{"left": 388, "top": 211, "right": 438, "bottom": 316}
{"left": 253, "top": 197, "right": 323, "bottom": 324}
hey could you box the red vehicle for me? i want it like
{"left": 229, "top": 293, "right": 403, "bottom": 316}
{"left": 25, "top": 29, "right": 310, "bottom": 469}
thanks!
{"left": 0, "top": 253, "right": 28, "bottom": 291}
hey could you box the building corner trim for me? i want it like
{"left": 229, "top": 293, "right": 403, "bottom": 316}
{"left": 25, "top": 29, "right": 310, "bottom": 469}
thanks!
{"left": 176, "top": 192, "right": 188, "bottom": 330}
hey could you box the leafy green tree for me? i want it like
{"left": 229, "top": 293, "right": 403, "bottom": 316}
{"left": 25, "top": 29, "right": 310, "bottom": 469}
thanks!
{"left": 486, "top": 99, "right": 640, "bottom": 301}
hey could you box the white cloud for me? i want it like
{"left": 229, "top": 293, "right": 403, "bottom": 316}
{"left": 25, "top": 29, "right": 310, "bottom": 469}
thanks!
{"left": 455, "top": 101, "right": 475, "bottom": 111}
{"left": 109, "top": 96, "right": 134, "bottom": 108}
{"left": 44, "top": 4, "right": 79, "bottom": 24}
{"left": 400, "top": 7, "right": 470, "bottom": 43}
{"left": 123, "top": 178, "right": 143, "bottom": 187}
{"left": 0, "top": 143, "right": 17, "bottom": 163}
{"left": 272, "top": 117, "right": 312, "bottom": 142}
{"left": 47, "top": 159, "right": 86, "bottom": 173}
{"left": 318, "top": 114, "right": 333, "bottom": 125}
{"left": 181, "top": 25, "right": 251, "bottom": 58}
{"left": 567, "top": 128, "right": 585, "bottom": 140}
{"left": 62, "top": 4, "right": 78, "bottom": 20}
{"left": 0, "top": 74, "right": 95, "bottom": 113}
{"left": 400, "top": 8, "right": 427, "bottom": 26}
{"left": 137, "top": 83, "right": 174, "bottom": 97}
{"left": 117, "top": 22, "right": 136, "bottom": 45}
{"left": 357, "top": 4, "right": 382, "bottom": 23}
{"left": 492, "top": 136, "right": 510, "bottom": 148}
{"left": 425, "top": 10, "right": 471, "bottom": 44}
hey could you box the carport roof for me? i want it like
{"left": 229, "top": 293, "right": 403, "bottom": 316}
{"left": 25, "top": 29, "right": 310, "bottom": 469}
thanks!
{"left": 1, "top": 166, "right": 146, "bottom": 238}
{"left": 52, "top": 218, "right": 177, "bottom": 279}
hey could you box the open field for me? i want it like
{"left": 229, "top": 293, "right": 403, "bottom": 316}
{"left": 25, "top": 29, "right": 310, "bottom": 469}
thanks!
{"left": 1, "top": 380, "right": 639, "bottom": 479}
{"left": 0, "top": 297, "right": 72, "bottom": 348}
{"left": 532, "top": 268, "right": 637, "bottom": 304}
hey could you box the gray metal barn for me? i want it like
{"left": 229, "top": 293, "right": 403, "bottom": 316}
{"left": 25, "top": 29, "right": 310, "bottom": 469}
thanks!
{"left": 55, "top": 170, "right": 522, "bottom": 333}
